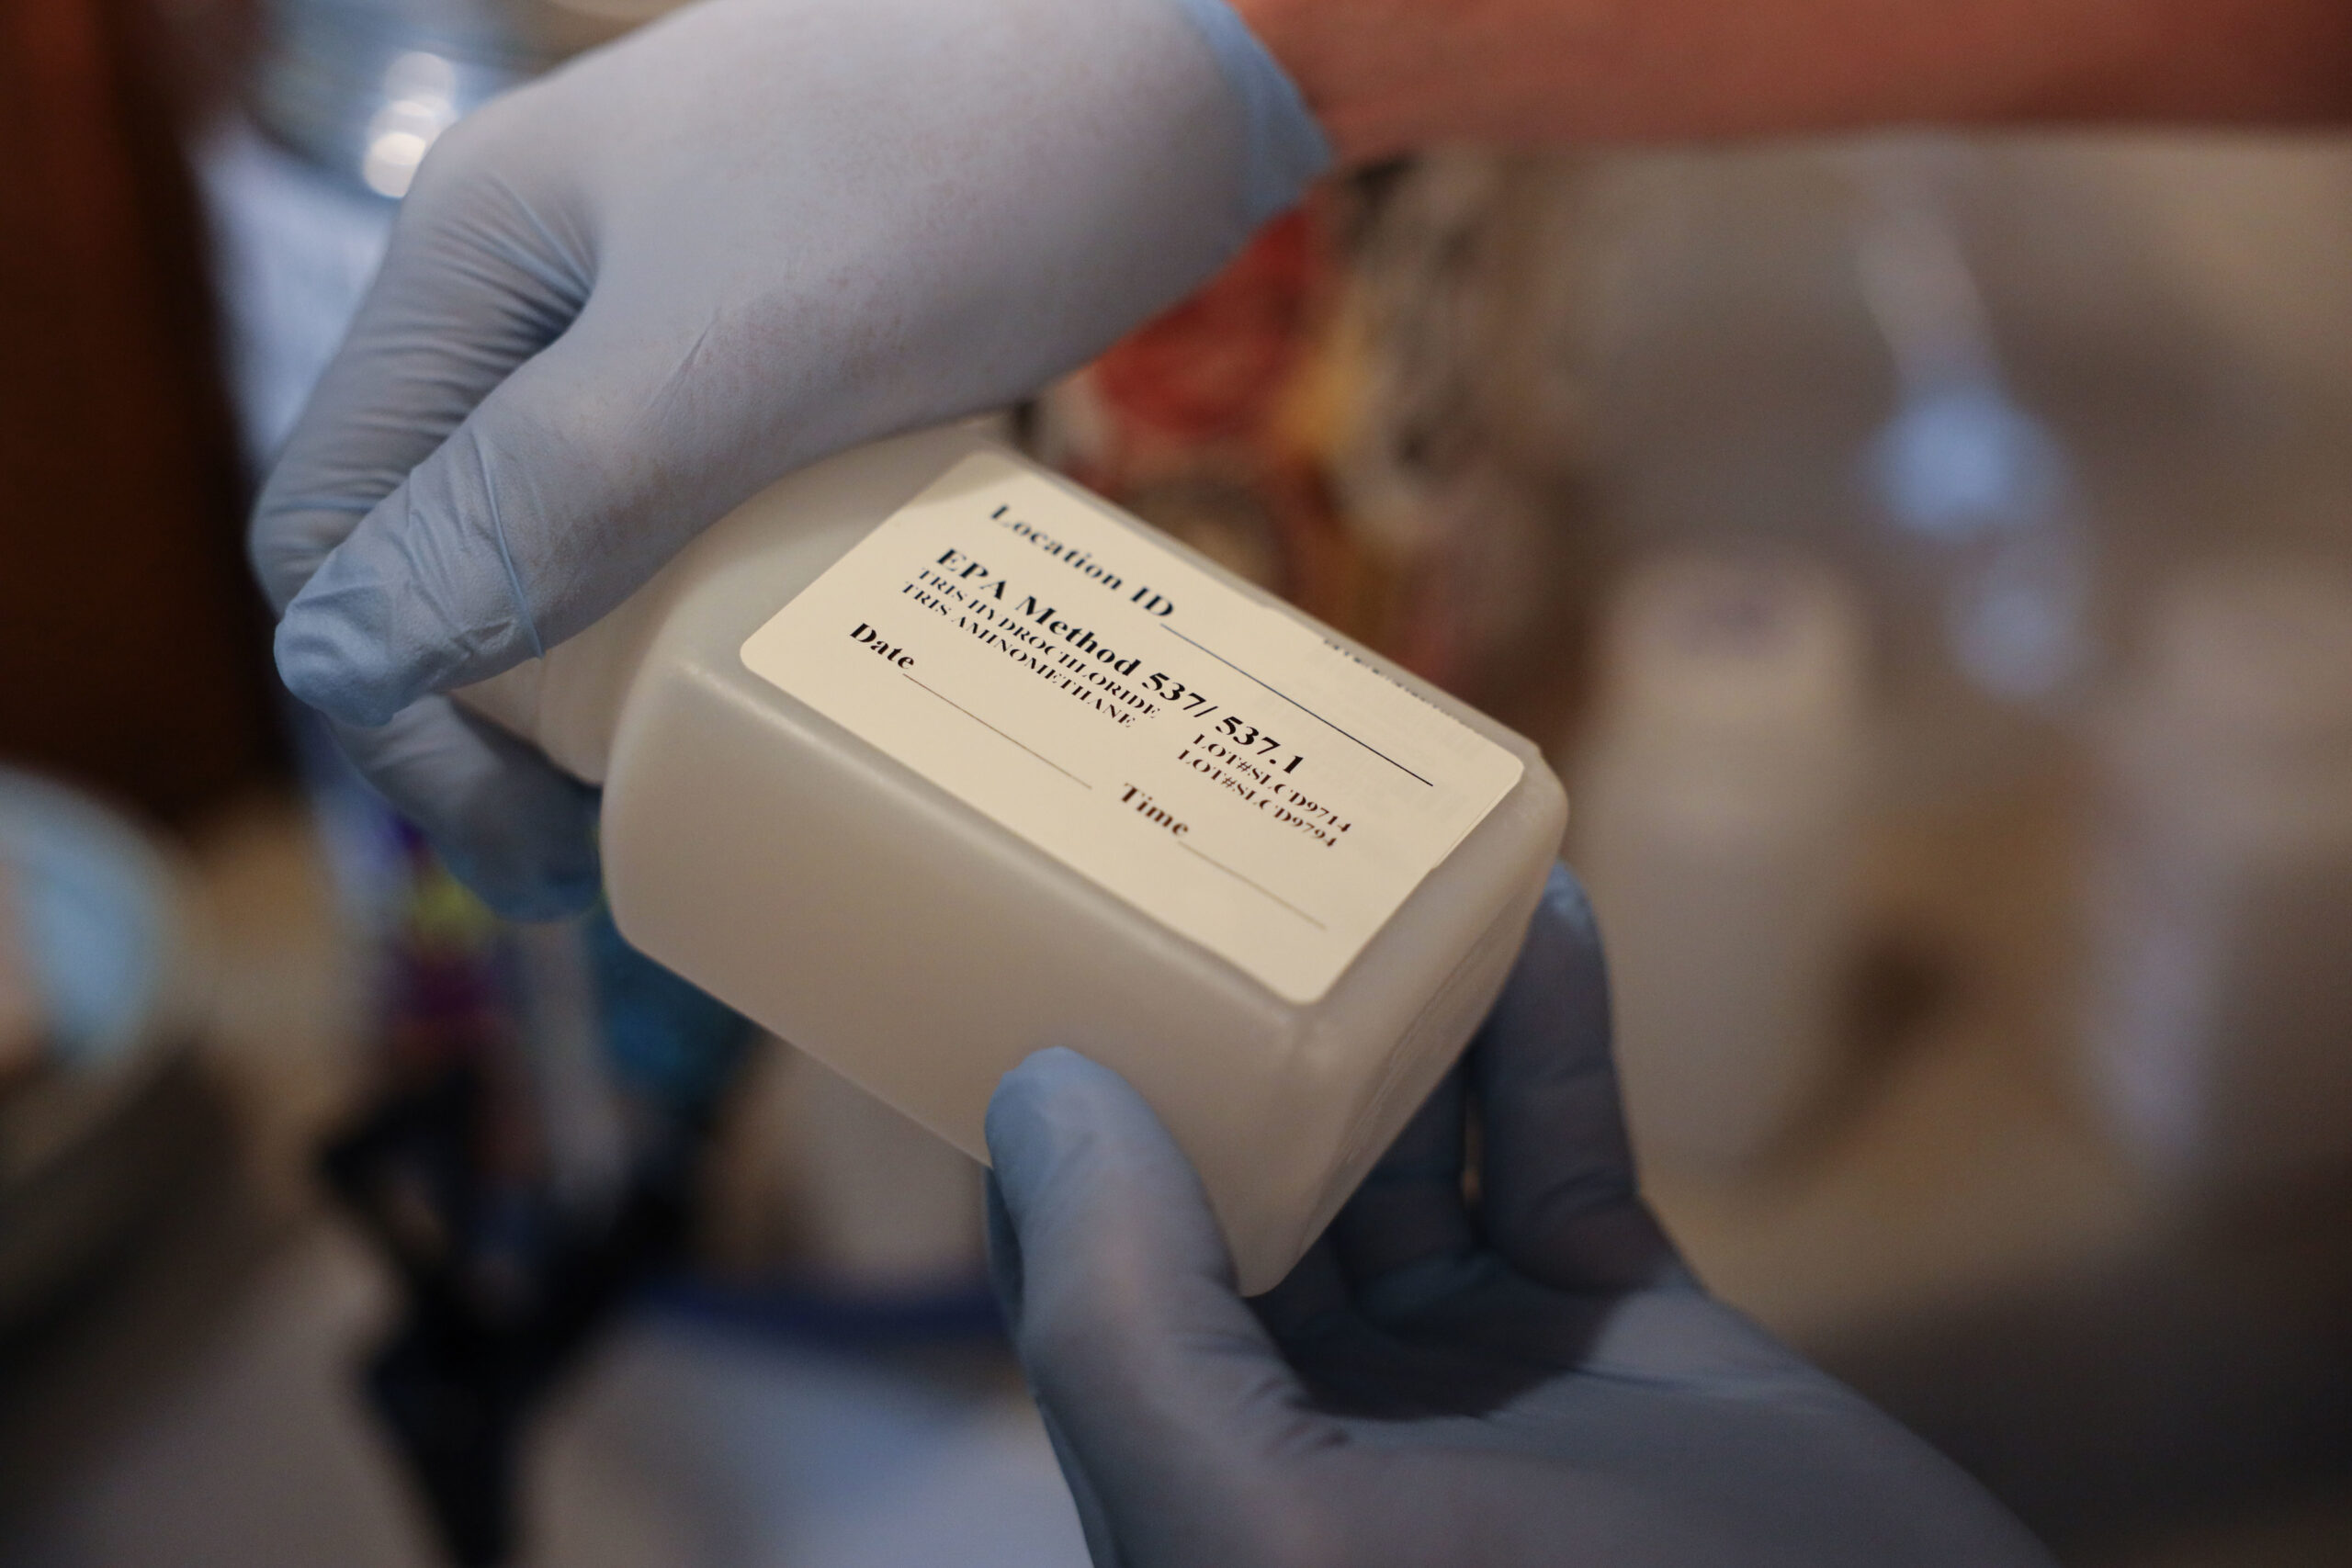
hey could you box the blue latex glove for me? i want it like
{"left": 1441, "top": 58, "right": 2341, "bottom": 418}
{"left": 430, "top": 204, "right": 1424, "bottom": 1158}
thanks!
{"left": 984, "top": 867, "right": 2059, "bottom": 1567}
{"left": 250, "top": 0, "right": 1327, "bottom": 918}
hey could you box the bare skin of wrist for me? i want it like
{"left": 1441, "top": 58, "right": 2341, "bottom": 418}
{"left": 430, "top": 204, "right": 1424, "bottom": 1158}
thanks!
{"left": 1231, "top": 0, "right": 2352, "bottom": 165}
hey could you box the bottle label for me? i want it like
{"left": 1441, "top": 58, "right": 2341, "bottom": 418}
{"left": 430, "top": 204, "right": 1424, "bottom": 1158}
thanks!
{"left": 740, "top": 449, "right": 1524, "bottom": 1003}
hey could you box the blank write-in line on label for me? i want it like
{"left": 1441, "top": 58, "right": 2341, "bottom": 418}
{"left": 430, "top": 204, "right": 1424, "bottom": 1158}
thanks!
{"left": 1172, "top": 840, "right": 1328, "bottom": 931}
{"left": 901, "top": 666, "right": 1326, "bottom": 931}
{"left": 1157, "top": 623, "right": 1433, "bottom": 788}
{"left": 898, "top": 671, "right": 1091, "bottom": 788}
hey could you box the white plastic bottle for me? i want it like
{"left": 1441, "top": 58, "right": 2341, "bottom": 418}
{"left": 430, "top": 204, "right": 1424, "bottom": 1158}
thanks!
{"left": 460, "top": 425, "right": 1566, "bottom": 1292}
{"left": 1566, "top": 553, "right": 1868, "bottom": 1174}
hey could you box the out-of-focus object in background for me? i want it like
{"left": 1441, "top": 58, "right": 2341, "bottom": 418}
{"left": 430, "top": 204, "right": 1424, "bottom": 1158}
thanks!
{"left": 316, "top": 825, "right": 750, "bottom": 1567}
{"left": 771, "top": 1055, "right": 985, "bottom": 1298}
{"left": 248, "top": 0, "right": 539, "bottom": 199}
{"left": 0, "top": 864, "right": 42, "bottom": 1097}
{"left": 1311, "top": 152, "right": 1598, "bottom": 698}
{"left": 701, "top": 1041, "right": 989, "bottom": 1305}
{"left": 1033, "top": 207, "right": 1341, "bottom": 603}
{"left": 0, "top": 0, "right": 280, "bottom": 821}
{"left": 199, "top": 118, "right": 396, "bottom": 469}
{"left": 1848, "top": 142, "right": 2095, "bottom": 796}
{"left": 2080, "top": 558, "right": 2352, "bottom": 1196}
{"left": 1034, "top": 154, "right": 1599, "bottom": 716}
{"left": 1568, "top": 554, "right": 1869, "bottom": 1174}
{"left": 0, "top": 769, "right": 211, "bottom": 1335}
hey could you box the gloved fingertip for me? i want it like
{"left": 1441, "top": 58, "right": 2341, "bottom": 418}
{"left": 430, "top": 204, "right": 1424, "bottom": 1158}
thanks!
{"left": 1487, "top": 862, "right": 1609, "bottom": 1018}
{"left": 989, "top": 1044, "right": 1121, "bottom": 1113}
{"left": 984, "top": 1048, "right": 1227, "bottom": 1280}
{"left": 983, "top": 1053, "right": 1312, "bottom": 1501}
{"left": 984, "top": 1047, "right": 1135, "bottom": 1194}
{"left": 1171, "top": 0, "right": 1333, "bottom": 219}
{"left": 275, "top": 602, "right": 413, "bottom": 728}
{"left": 1538, "top": 861, "right": 1600, "bottom": 938}
{"left": 322, "top": 697, "right": 605, "bottom": 922}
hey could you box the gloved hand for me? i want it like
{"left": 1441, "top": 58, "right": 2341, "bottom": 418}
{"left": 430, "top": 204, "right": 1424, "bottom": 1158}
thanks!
{"left": 251, "top": 0, "right": 1327, "bottom": 918}
{"left": 984, "top": 866, "right": 2059, "bottom": 1568}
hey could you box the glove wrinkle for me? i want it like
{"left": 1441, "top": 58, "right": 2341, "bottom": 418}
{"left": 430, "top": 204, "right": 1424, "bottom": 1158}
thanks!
{"left": 469, "top": 170, "right": 595, "bottom": 309}
{"left": 474, "top": 428, "right": 545, "bottom": 662}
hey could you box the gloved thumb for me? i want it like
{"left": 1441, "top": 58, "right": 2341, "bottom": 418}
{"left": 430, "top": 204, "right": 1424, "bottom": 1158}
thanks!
{"left": 986, "top": 1049, "right": 1326, "bottom": 1564}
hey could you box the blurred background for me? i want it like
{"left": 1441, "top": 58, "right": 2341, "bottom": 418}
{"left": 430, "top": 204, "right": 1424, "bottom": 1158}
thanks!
{"left": 4, "top": 0, "right": 2351, "bottom": 1564}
